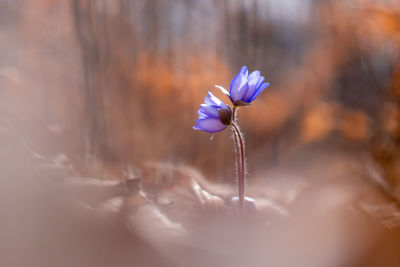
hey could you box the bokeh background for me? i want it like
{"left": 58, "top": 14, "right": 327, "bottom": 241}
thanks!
{"left": 2, "top": 0, "right": 400, "bottom": 181}
{"left": 2, "top": 0, "right": 400, "bottom": 267}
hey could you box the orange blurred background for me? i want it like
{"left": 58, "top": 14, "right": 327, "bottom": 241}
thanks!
{"left": 2, "top": 0, "right": 400, "bottom": 183}
{"left": 0, "top": 0, "right": 399, "bottom": 181}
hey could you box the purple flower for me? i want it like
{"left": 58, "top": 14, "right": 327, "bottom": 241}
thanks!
{"left": 216, "top": 66, "right": 269, "bottom": 106}
{"left": 193, "top": 92, "right": 232, "bottom": 133}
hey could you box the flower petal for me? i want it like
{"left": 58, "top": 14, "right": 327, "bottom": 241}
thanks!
{"left": 248, "top": 71, "right": 260, "bottom": 86}
{"left": 242, "top": 71, "right": 261, "bottom": 102}
{"left": 256, "top": 76, "right": 265, "bottom": 89}
{"left": 208, "top": 92, "right": 230, "bottom": 110}
{"left": 240, "top": 66, "right": 249, "bottom": 76}
{"left": 215, "top": 85, "right": 230, "bottom": 96}
{"left": 197, "top": 109, "right": 208, "bottom": 119}
{"left": 195, "top": 118, "right": 226, "bottom": 133}
{"left": 208, "top": 92, "right": 222, "bottom": 106}
{"left": 229, "top": 75, "right": 248, "bottom": 102}
{"left": 229, "top": 66, "right": 249, "bottom": 102}
{"left": 249, "top": 82, "right": 269, "bottom": 102}
{"left": 232, "top": 66, "right": 248, "bottom": 79}
{"left": 204, "top": 96, "right": 214, "bottom": 106}
{"left": 200, "top": 104, "right": 219, "bottom": 118}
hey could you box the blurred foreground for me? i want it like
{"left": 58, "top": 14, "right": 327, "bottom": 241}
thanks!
{"left": 1, "top": 0, "right": 400, "bottom": 266}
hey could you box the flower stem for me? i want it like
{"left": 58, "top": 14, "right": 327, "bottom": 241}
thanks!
{"left": 231, "top": 107, "right": 245, "bottom": 210}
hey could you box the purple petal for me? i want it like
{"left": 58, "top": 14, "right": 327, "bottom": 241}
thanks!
{"left": 208, "top": 91, "right": 230, "bottom": 110}
{"left": 229, "top": 74, "right": 249, "bottom": 102}
{"left": 242, "top": 71, "right": 261, "bottom": 102}
{"left": 236, "top": 66, "right": 248, "bottom": 77}
{"left": 241, "top": 66, "right": 249, "bottom": 76}
{"left": 198, "top": 109, "right": 208, "bottom": 119}
{"left": 195, "top": 118, "right": 226, "bottom": 133}
{"left": 208, "top": 92, "right": 223, "bottom": 106}
{"left": 229, "top": 66, "right": 249, "bottom": 101}
{"left": 204, "top": 96, "right": 214, "bottom": 106}
{"left": 200, "top": 104, "right": 219, "bottom": 118}
{"left": 249, "top": 82, "right": 269, "bottom": 102}
{"left": 248, "top": 71, "right": 260, "bottom": 85}
{"left": 256, "top": 76, "right": 265, "bottom": 89}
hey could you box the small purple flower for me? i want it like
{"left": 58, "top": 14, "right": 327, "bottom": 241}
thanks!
{"left": 216, "top": 66, "right": 269, "bottom": 106}
{"left": 193, "top": 92, "right": 232, "bottom": 133}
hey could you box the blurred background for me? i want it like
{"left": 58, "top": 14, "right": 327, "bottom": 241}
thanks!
{"left": 1, "top": 0, "right": 400, "bottom": 267}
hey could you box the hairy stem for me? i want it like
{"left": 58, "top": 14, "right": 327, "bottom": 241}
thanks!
{"left": 231, "top": 107, "right": 245, "bottom": 209}
{"left": 232, "top": 108, "right": 242, "bottom": 196}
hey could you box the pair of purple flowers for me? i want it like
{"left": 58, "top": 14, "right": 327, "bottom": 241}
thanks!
{"left": 194, "top": 66, "right": 270, "bottom": 133}
{"left": 194, "top": 66, "right": 269, "bottom": 210}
